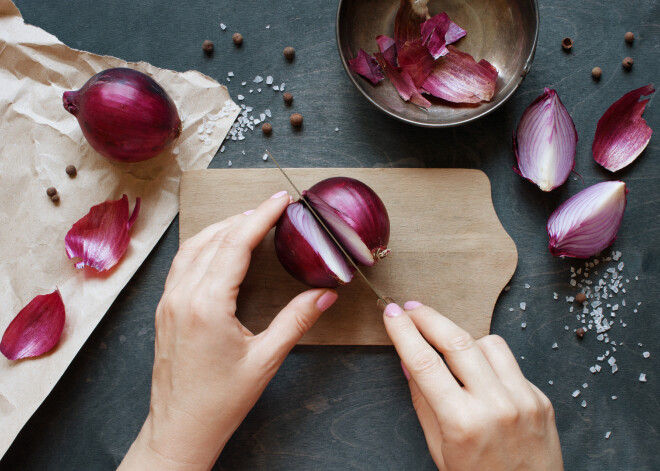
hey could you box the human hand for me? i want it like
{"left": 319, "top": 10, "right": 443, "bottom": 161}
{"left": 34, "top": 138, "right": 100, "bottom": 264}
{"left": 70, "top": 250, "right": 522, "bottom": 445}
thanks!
{"left": 383, "top": 302, "right": 563, "bottom": 471}
{"left": 119, "top": 191, "right": 338, "bottom": 471}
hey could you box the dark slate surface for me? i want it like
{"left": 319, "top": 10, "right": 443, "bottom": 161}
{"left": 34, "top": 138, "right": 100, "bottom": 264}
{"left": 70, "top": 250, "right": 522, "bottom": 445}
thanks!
{"left": 3, "top": 0, "right": 659, "bottom": 469}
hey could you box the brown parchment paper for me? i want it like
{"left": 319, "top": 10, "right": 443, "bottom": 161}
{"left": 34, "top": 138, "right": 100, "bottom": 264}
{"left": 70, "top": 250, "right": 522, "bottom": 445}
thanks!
{"left": 0, "top": 0, "right": 240, "bottom": 457}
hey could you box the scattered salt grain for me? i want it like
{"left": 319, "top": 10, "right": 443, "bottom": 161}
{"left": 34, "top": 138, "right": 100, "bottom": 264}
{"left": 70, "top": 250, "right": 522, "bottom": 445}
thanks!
{"left": 254, "top": 76, "right": 264, "bottom": 83}
{"left": 582, "top": 383, "right": 588, "bottom": 388}
{"left": 262, "top": 153, "right": 268, "bottom": 161}
{"left": 521, "top": 322, "right": 526, "bottom": 329}
{"left": 242, "top": 81, "right": 247, "bottom": 86}
{"left": 605, "top": 431, "right": 611, "bottom": 439}
{"left": 228, "top": 160, "right": 232, "bottom": 167}
{"left": 548, "top": 380, "right": 554, "bottom": 385}
{"left": 220, "top": 145, "right": 225, "bottom": 153}
{"left": 612, "top": 395, "right": 617, "bottom": 400}
{"left": 220, "top": 22, "right": 227, "bottom": 30}
{"left": 612, "top": 364, "right": 618, "bottom": 374}
{"left": 228, "top": 72, "right": 234, "bottom": 77}
{"left": 525, "top": 283, "right": 530, "bottom": 288}
{"left": 266, "top": 76, "right": 273, "bottom": 85}
{"left": 594, "top": 364, "right": 602, "bottom": 372}
{"left": 237, "top": 95, "right": 244, "bottom": 101}
{"left": 552, "top": 343, "right": 558, "bottom": 349}
{"left": 572, "top": 390, "right": 580, "bottom": 398}
{"left": 643, "top": 351, "right": 650, "bottom": 358}
{"left": 520, "top": 302, "right": 526, "bottom": 311}
{"left": 335, "top": 127, "right": 339, "bottom": 132}
{"left": 581, "top": 400, "right": 587, "bottom": 408}
{"left": 509, "top": 307, "right": 514, "bottom": 312}
{"left": 265, "top": 109, "right": 272, "bottom": 118}
{"left": 258, "top": 88, "right": 262, "bottom": 92}
{"left": 266, "top": 24, "right": 270, "bottom": 29}
{"left": 639, "top": 373, "right": 647, "bottom": 382}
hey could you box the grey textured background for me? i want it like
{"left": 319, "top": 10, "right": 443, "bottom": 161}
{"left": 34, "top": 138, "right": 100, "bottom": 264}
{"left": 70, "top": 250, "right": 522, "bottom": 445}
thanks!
{"left": 2, "top": 0, "right": 659, "bottom": 469}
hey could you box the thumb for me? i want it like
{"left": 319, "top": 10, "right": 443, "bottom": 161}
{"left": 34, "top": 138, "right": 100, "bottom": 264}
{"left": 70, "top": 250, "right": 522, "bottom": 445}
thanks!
{"left": 257, "top": 289, "right": 338, "bottom": 362}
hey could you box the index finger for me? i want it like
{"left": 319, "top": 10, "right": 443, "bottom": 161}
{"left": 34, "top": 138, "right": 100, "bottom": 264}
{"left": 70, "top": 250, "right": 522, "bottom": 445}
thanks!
{"left": 382, "top": 303, "right": 464, "bottom": 417}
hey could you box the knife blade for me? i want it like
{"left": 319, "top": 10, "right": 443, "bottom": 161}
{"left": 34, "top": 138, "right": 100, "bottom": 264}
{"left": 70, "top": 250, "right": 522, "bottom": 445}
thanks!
{"left": 266, "top": 150, "right": 389, "bottom": 307}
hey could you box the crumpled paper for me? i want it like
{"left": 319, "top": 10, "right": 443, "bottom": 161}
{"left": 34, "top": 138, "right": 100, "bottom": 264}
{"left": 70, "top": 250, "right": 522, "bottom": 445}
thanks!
{"left": 0, "top": 0, "right": 239, "bottom": 458}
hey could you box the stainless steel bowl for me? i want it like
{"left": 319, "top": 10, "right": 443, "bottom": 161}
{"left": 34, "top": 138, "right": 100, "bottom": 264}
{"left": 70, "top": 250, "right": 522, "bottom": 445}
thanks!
{"left": 336, "top": 0, "right": 539, "bottom": 127}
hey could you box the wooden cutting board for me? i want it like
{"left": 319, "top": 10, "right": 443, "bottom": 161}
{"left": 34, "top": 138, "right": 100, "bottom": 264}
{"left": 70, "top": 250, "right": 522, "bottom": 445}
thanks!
{"left": 180, "top": 169, "right": 517, "bottom": 345}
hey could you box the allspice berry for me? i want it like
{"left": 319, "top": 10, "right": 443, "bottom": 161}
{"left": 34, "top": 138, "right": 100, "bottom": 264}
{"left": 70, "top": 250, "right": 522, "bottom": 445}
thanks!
{"left": 625, "top": 31, "right": 635, "bottom": 44}
{"left": 283, "top": 46, "right": 295, "bottom": 60}
{"left": 46, "top": 187, "right": 57, "bottom": 197}
{"left": 622, "top": 57, "right": 634, "bottom": 70}
{"left": 591, "top": 67, "right": 602, "bottom": 79}
{"left": 283, "top": 92, "right": 293, "bottom": 104}
{"left": 51, "top": 194, "right": 60, "bottom": 203}
{"left": 290, "top": 113, "right": 303, "bottom": 127}
{"left": 561, "top": 37, "right": 573, "bottom": 51}
{"left": 576, "top": 327, "right": 586, "bottom": 339}
{"left": 232, "top": 33, "right": 243, "bottom": 46}
{"left": 262, "top": 123, "right": 272, "bottom": 135}
{"left": 575, "top": 292, "right": 587, "bottom": 304}
{"left": 66, "top": 164, "right": 77, "bottom": 177}
{"left": 202, "top": 40, "right": 214, "bottom": 54}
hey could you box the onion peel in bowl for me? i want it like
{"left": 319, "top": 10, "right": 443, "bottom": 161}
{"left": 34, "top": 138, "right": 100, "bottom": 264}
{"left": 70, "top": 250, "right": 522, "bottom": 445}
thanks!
{"left": 547, "top": 181, "right": 627, "bottom": 258}
{"left": 513, "top": 88, "right": 577, "bottom": 191}
{"left": 348, "top": 50, "right": 384, "bottom": 85}
{"left": 420, "top": 12, "right": 466, "bottom": 59}
{"left": 1, "top": 289, "right": 65, "bottom": 360}
{"left": 65, "top": 195, "right": 141, "bottom": 272}
{"left": 592, "top": 84, "right": 655, "bottom": 172}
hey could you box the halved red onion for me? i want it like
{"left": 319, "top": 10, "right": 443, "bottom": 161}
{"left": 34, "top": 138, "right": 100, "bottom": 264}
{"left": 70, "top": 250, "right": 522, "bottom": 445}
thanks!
{"left": 275, "top": 202, "right": 354, "bottom": 288}
{"left": 1, "top": 290, "right": 65, "bottom": 360}
{"left": 65, "top": 195, "right": 141, "bottom": 272}
{"left": 513, "top": 88, "right": 577, "bottom": 191}
{"left": 348, "top": 49, "right": 384, "bottom": 85}
{"left": 422, "top": 46, "right": 498, "bottom": 103}
{"left": 547, "top": 181, "right": 627, "bottom": 258}
{"left": 304, "top": 177, "right": 390, "bottom": 266}
{"left": 593, "top": 84, "right": 655, "bottom": 172}
{"left": 63, "top": 68, "right": 181, "bottom": 163}
{"left": 420, "top": 12, "right": 466, "bottom": 59}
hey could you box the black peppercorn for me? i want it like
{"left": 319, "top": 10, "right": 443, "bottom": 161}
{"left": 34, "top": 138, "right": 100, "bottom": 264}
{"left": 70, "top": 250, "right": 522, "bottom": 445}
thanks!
{"left": 232, "top": 33, "right": 243, "bottom": 46}
{"left": 283, "top": 46, "right": 295, "bottom": 60}
{"left": 202, "top": 40, "right": 214, "bottom": 54}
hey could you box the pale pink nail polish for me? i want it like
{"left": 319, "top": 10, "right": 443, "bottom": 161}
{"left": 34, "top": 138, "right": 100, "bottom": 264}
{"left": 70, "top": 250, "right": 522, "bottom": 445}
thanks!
{"left": 316, "top": 290, "right": 338, "bottom": 312}
{"left": 401, "top": 361, "right": 411, "bottom": 381}
{"left": 384, "top": 303, "right": 403, "bottom": 317}
{"left": 271, "top": 190, "right": 288, "bottom": 199}
{"left": 404, "top": 301, "right": 423, "bottom": 310}
{"left": 243, "top": 209, "right": 255, "bottom": 215}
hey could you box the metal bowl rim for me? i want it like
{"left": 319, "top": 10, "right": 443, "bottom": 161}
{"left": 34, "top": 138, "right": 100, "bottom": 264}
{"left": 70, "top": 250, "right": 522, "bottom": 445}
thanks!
{"left": 335, "top": 0, "right": 540, "bottom": 128}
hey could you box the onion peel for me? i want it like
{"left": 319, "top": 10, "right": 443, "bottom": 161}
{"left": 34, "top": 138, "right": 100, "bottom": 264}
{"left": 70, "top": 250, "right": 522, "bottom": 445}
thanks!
{"left": 348, "top": 49, "right": 384, "bottom": 85}
{"left": 65, "top": 195, "right": 141, "bottom": 272}
{"left": 593, "top": 84, "right": 655, "bottom": 172}
{"left": 1, "top": 290, "right": 65, "bottom": 360}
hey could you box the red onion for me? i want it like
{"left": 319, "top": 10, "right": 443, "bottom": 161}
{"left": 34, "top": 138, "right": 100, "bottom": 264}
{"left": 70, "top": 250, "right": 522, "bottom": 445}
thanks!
{"left": 547, "top": 181, "right": 627, "bottom": 258}
{"left": 63, "top": 68, "right": 181, "bottom": 163}
{"left": 274, "top": 177, "right": 390, "bottom": 288}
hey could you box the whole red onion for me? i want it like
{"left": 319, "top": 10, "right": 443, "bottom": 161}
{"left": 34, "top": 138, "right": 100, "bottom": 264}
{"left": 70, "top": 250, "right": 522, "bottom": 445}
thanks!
{"left": 63, "top": 68, "right": 181, "bottom": 163}
{"left": 274, "top": 177, "right": 390, "bottom": 288}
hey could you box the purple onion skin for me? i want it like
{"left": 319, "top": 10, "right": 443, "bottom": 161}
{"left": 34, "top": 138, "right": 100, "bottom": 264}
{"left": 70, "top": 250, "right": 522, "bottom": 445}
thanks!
{"left": 304, "top": 177, "right": 390, "bottom": 266}
{"left": 63, "top": 68, "right": 181, "bottom": 163}
{"left": 275, "top": 203, "right": 351, "bottom": 288}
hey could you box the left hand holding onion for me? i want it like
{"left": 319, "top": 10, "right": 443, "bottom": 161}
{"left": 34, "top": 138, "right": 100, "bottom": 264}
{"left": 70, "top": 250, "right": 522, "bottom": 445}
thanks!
{"left": 119, "top": 191, "right": 338, "bottom": 470}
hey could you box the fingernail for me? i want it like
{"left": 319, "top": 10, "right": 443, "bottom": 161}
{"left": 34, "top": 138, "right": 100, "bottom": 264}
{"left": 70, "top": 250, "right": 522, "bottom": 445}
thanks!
{"left": 243, "top": 209, "right": 255, "bottom": 215}
{"left": 401, "top": 361, "right": 411, "bottom": 381}
{"left": 271, "top": 190, "right": 288, "bottom": 199}
{"left": 384, "top": 303, "right": 403, "bottom": 317}
{"left": 404, "top": 301, "right": 423, "bottom": 310}
{"left": 316, "top": 290, "right": 338, "bottom": 312}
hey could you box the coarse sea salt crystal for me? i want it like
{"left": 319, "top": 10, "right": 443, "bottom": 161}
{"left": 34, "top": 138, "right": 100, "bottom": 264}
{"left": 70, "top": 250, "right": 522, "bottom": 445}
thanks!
{"left": 266, "top": 76, "right": 273, "bottom": 85}
{"left": 595, "top": 364, "right": 602, "bottom": 372}
{"left": 520, "top": 302, "right": 526, "bottom": 311}
{"left": 335, "top": 127, "right": 339, "bottom": 132}
{"left": 262, "top": 153, "right": 268, "bottom": 161}
{"left": 254, "top": 76, "right": 264, "bottom": 83}
{"left": 228, "top": 72, "right": 234, "bottom": 77}
{"left": 509, "top": 307, "right": 514, "bottom": 312}
{"left": 582, "top": 383, "right": 588, "bottom": 388}
{"left": 552, "top": 343, "right": 558, "bottom": 349}
{"left": 237, "top": 95, "right": 244, "bottom": 101}
{"left": 220, "top": 22, "right": 227, "bottom": 30}
{"left": 572, "top": 390, "right": 580, "bottom": 398}
{"left": 643, "top": 351, "right": 650, "bottom": 358}
{"left": 525, "top": 283, "right": 530, "bottom": 288}
{"left": 612, "top": 395, "right": 617, "bottom": 400}
{"left": 611, "top": 364, "right": 618, "bottom": 374}
{"left": 521, "top": 322, "right": 526, "bottom": 329}
{"left": 265, "top": 109, "right": 272, "bottom": 118}
{"left": 228, "top": 160, "right": 232, "bottom": 167}
{"left": 605, "top": 431, "right": 611, "bottom": 439}
{"left": 639, "top": 373, "right": 647, "bottom": 382}
{"left": 242, "top": 81, "right": 247, "bottom": 86}
{"left": 273, "top": 86, "right": 280, "bottom": 91}
{"left": 280, "top": 83, "right": 285, "bottom": 90}
{"left": 548, "top": 380, "right": 554, "bottom": 385}
{"left": 581, "top": 400, "right": 587, "bottom": 408}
